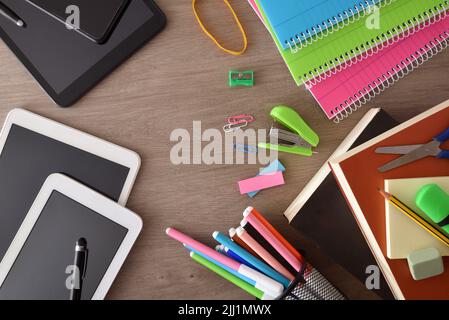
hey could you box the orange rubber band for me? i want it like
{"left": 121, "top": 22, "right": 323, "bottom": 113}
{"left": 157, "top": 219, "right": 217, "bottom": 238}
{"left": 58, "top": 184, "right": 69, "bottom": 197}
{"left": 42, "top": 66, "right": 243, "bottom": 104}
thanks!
{"left": 192, "top": 0, "right": 248, "bottom": 56}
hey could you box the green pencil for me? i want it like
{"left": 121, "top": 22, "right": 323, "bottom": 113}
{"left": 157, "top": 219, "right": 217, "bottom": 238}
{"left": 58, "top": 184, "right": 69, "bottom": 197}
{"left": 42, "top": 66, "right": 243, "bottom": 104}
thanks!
{"left": 190, "top": 252, "right": 274, "bottom": 300}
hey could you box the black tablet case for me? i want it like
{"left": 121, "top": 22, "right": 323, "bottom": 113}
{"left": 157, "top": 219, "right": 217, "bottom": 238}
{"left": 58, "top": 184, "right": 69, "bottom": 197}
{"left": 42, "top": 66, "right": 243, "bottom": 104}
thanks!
{"left": 290, "top": 109, "right": 397, "bottom": 299}
{"left": 0, "top": 0, "right": 165, "bottom": 107}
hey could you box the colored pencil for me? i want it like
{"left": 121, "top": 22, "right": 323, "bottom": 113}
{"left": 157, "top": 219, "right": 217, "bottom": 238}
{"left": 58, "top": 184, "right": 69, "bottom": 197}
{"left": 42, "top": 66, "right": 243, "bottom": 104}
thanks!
{"left": 213, "top": 231, "right": 291, "bottom": 288}
{"left": 188, "top": 245, "right": 281, "bottom": 299}
{"left": 378, "top": 189, "right": 449, "bottom": 247}
{"left": 229, "top": 227, "right": 262, "bottom": 259}
{"left": 244, "top": 207, "right": 302, "bottom": 272}
{"left": 215, "top": 244, "right": 251, "bottom": 267}
{"left": 190, "top": 252, "right": 274, "bottom": 300}
{"left": 166, "top": 228, "right": 283, "bottom": 296}
{"left": 215, "top": 244, "right": 260, "bottom": 271}
{"left": 215, "top": 244, "right": 225, "bottom": 254}
{"left": 249, "top": 207, "right": 304, "bottom": 263}
{"left": 241, "top": 218, "right": 297, "bottom": 275}
{"left": 236, "top": 227, "right": 295, "bottom": 281}
{"left": 185, "top": 245, "right": 256, "bottom": 286}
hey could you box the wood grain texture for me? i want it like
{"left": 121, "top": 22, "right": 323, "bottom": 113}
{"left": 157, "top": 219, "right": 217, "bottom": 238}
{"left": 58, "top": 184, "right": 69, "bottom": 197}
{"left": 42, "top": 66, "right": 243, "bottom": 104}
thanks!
{"left": 0, "top": 0, "right": 448, "bottom": 300}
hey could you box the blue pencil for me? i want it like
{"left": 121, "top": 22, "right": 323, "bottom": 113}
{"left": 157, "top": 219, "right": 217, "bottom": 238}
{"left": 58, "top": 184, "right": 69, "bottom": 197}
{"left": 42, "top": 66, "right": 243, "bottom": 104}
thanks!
{"left": 213, "top": 231, "right": 291, "bottom": 288}
{"left": 215, "top": 244, "right": 227, "bottom": 255}
{"left": 216, "top": 244, "right": 257, "bottom": 269}
{"left": 225, "top": 247, "right": 258, "bottom": 270}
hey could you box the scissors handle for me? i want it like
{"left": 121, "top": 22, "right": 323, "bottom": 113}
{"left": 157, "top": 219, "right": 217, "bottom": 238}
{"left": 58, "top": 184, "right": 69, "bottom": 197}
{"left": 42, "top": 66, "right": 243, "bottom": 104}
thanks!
{"left": 437, "top": 150, "right": 449, "bottom": 159}
{"left": 434, "top": 126, "right": 449, "bottom": 143}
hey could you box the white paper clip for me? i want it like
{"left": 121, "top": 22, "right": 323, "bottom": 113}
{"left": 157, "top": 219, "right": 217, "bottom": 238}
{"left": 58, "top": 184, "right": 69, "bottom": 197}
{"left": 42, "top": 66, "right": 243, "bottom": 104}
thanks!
{"left": 223, "top": 120, "right": 248, "bottom": 133}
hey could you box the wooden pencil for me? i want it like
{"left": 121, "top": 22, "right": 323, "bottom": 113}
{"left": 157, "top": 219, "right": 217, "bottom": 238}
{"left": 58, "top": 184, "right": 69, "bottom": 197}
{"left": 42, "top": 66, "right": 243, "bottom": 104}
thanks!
{"left": 378, "top": 189, "right": 449, "bottom": 247}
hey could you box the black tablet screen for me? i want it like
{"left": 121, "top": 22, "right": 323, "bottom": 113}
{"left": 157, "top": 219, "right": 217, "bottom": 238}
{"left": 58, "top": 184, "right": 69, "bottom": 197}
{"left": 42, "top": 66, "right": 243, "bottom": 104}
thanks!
{"left": 27, "top": 0, "right": 129, "bottom": 42}
{"left": 0, "top": 0, "right": 154, "bottom": 94}
{"left": 0, "top": 124, "right": 130, "bottom": 264}
{"left": 0, "top": 191, "right": 128, "bottom": 300}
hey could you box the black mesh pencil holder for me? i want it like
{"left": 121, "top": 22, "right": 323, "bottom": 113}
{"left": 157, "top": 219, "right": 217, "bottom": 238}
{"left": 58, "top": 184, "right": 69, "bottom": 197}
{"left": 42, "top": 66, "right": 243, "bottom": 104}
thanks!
{"left": 277, "top": 254, "right": 346, "bottom": 300}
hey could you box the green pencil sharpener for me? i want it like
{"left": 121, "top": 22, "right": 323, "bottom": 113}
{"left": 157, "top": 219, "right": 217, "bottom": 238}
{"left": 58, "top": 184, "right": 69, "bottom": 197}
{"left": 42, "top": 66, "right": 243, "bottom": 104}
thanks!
{"left": 228, "top": 70, "right": 254, "bottom": 87}
{"left": 415, "top": 184, "right": 449, "bottom": 233}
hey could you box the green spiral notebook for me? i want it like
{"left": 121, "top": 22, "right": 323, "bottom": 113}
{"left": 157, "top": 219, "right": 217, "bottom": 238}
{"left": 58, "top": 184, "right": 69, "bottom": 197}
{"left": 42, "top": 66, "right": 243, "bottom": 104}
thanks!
{"left": 254, "top": 0, "right": 449, "bottom": 85}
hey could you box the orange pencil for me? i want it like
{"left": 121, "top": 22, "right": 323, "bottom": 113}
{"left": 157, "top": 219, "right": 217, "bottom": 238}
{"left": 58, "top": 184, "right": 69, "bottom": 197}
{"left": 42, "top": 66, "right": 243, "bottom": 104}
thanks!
{"left": 250, "top": 207, "right": 304, "bottom": 263}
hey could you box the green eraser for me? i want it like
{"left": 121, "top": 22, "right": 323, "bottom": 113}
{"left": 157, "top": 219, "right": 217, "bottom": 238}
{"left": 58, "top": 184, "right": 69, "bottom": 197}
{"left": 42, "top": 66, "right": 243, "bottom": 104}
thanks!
{"left": 416, "top": 184, "right": 449, "bottom": 233}
{"left": 407, "top": 247, "right": 444, "bottom": 281}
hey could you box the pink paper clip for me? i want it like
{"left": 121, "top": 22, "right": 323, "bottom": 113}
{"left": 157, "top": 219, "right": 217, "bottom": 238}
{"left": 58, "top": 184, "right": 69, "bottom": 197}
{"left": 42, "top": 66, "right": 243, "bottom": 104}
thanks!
{"left": 227, "top": 114, "right": 255, "bottom": 125}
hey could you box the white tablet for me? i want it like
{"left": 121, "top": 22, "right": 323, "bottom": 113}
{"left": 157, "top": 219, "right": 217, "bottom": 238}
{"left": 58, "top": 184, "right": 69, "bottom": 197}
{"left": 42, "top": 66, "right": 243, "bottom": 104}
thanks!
{"left": 0, "top": 174, "right": 143, "bottom": 299}
{"left": 0, "top": 108, "right": 140, "bottom": 263}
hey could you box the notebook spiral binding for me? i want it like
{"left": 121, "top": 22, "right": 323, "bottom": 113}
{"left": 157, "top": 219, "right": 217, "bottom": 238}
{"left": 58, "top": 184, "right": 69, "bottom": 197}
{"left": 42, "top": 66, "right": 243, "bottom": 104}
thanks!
{"left": 286, "top": 0, "right": 394, "bottom": 54}
{"left": 302, "top": 1, "right": 449, "bottom": 86}
{"left": 331, "top": 30, "right": 449, "bottom": 124}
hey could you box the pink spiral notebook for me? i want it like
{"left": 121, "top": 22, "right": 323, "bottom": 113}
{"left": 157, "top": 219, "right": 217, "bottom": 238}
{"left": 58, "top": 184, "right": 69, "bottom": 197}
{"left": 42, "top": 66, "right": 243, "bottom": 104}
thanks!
{"left": 308, "top": 15, "right": 449, "bottom": 122}
{"left": 248, "top": 0, "right": 265, "bottom": 25}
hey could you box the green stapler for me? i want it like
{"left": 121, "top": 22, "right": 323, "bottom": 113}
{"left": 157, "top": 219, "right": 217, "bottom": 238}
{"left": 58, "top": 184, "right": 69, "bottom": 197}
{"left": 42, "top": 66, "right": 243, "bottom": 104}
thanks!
{"left": 258, "top": 105, "right": 319, "bottom": 156}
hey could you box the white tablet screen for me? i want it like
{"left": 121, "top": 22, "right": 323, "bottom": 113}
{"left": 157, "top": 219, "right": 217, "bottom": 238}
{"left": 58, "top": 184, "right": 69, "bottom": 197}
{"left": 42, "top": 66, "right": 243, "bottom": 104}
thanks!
{"left": 0, "top": 191, "right": 128, "bottom": 299}
{"left": 0, "top": 124, "right": 130, "bottom": 262}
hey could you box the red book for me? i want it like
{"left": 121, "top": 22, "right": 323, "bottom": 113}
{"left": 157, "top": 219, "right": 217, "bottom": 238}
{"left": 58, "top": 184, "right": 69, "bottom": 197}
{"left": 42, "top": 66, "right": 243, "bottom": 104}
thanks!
{"left": 330, "top": 99, "right": 449, "bottom": 299}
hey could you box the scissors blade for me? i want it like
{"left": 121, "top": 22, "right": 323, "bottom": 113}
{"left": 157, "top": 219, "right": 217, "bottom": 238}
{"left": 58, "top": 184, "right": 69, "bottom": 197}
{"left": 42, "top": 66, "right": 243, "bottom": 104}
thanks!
{"left": 375, "top": 145, "right": 423, "bottom": 155}
{"left": 378, "top": 140, "right": 441, "bottom": 173}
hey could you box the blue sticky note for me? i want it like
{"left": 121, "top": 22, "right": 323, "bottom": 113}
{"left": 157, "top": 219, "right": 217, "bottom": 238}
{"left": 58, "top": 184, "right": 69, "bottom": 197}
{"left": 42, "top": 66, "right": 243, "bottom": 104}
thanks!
{"left": 247, "top": 159, "right": 285, "bottom": 198}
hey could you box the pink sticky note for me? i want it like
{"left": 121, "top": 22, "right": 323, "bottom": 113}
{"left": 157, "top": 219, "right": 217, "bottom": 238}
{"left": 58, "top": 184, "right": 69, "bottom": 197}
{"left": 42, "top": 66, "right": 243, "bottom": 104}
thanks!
{"left": 238, "top": 171, "right": 284, "bottom": 195}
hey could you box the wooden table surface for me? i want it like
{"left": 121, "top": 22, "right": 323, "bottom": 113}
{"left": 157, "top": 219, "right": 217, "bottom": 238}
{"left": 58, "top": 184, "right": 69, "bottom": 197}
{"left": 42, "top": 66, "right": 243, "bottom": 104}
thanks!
{"left": 0, "top": 0, "right": 448, "bottom": 300}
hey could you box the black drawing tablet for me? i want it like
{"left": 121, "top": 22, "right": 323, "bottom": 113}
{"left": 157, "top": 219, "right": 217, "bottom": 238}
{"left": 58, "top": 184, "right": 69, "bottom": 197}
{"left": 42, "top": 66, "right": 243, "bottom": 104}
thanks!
{"left": 27, "top": 0, "right": 130, "bottom": 44}
{"left": 0, "top": 0, "right": 166, "bottom": 107}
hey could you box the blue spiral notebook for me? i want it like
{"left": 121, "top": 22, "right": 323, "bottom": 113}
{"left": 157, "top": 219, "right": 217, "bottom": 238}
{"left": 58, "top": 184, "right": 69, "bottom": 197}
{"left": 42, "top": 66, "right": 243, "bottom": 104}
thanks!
{"left": 258, "top": 0, "right": 384, "bottom": 50}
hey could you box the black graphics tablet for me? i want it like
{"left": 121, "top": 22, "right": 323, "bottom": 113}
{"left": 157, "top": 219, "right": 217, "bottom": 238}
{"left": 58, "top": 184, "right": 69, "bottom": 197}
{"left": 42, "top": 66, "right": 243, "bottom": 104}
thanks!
{"left": 0, "top": 0, "right": 166, "bottom": 107}
{"left": 26, "top": 0, "right": 130, "bottom": 44}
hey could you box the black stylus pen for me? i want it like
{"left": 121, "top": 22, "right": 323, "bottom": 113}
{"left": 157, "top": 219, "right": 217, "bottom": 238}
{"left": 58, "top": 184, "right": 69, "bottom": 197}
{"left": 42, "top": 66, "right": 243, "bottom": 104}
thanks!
{"left": 70, "top": 238, "right": 88, "bottom": 301}
{"left": 0, "top": 1, "right": 25, "bottom": 28}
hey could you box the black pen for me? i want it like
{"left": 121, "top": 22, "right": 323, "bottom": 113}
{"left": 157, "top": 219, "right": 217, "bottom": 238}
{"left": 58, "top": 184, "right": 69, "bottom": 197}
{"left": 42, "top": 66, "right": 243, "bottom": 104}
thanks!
{"left": 70, "top": 238, "right": 88, "bottom": 301}
{"left": 0, "top": 1, "right": 25, "bottom": 28}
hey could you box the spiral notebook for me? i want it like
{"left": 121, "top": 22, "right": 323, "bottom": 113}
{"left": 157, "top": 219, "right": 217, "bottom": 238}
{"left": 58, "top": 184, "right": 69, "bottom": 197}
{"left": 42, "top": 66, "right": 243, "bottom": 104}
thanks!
{"left": 257, "top": 0, "right": 383, "bottom": 51}
{"left": 252, "top": 0, "right": 449, "bottom": 85}
{"left": 248, "top": 0, "right": 264, "bottom": 26}
{"left": 308, "top": 14, "right": 449, "bottom": 122}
